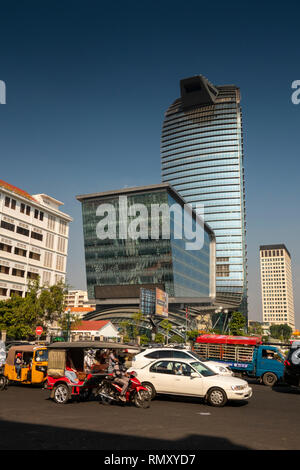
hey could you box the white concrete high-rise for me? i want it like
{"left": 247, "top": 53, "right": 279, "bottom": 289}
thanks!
{"left": 260, "top": 244, "right": 295, "bottom": 329}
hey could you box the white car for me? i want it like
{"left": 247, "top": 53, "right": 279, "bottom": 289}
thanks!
{"left": 132, "top": 347, "right": 233, "bottom": 376}
{"left": 128, "top": 358, "right": 252, "bottom": 407}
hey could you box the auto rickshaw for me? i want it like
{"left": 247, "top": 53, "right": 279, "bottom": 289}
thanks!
{"left": 4, "top": 344, "right": 48, "bottom": 385}
{"left": 45, "top": 341, "right": 140, "bottom": 404}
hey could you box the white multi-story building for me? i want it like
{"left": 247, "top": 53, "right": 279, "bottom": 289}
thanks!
{"left": 65, "top": 289, "right": 93, "bottom": 308}
{"left": 0, "top": 179, "right": 72, "bottom": 299}
{"left": 260, "top": 244, "right": 295, "bottom": 329}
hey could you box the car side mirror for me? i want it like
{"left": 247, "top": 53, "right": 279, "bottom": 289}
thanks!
{"left": 190, "top": 372, "right": 199, "bottom": 378}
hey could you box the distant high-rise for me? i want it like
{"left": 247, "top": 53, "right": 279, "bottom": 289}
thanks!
{"left": 161, "top": 75, "right": 247, "bottom": 317}
{"left": 260, "top": 244, "right": 295, "bottom": 329}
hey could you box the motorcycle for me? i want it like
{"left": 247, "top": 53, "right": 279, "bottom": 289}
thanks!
{"left": 96, "top": 371, "right": 151, "bottom": 408}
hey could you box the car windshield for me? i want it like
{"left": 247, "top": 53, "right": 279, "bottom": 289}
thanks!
{"left": 34, "top": 349, "right": 48, "bottom": 362}
{"left": 189, "top": 351, "right": 203, "bottom": 360}
{"left": 190, "top": 361, "right": 216, "bottom": 377}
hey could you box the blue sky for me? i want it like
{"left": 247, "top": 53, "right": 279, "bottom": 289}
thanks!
{"left": 0, "top": 0, "right": 299, "bottom": 326}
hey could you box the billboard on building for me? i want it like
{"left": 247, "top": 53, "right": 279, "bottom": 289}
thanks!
{"left": 140, "top": 288, "right": 156, "bottom": 316}
{"left": 140, "top": 287, "right": 168, "bottom": 317}
{"left": 155, "top": 288, "right": 168, "bottom": 317}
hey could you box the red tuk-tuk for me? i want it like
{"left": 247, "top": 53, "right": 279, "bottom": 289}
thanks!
{"left": 45, "top": 341, "right": 140, "bottom": 404}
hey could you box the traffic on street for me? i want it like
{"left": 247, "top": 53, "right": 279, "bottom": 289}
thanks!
{"left": 1, "top": 339, "right": 300, "bottom": 451}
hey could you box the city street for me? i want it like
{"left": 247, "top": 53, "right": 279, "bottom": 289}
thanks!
{"left": 0, "top": 380, "right": 299, "bottom": 451}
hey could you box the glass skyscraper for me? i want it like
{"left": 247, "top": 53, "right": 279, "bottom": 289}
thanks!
{"left": 77, "top": 184, "right": 215, "bottom": 303}
{"left": 77, "top": 184, "right": 216, "bottom": 335}
{"left": 161, "top": 75, "right": 247, "bottom": 316}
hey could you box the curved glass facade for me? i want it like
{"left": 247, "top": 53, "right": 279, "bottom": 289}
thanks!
{"left": 161, "top": 76, "right": 247, "bottom": 313}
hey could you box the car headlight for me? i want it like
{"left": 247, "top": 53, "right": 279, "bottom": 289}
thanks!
{"left": 218, "top": 367, "right": 228, "bottom": 373}
{"left": 231, "top": 384, "right": 246, "bottom": 391}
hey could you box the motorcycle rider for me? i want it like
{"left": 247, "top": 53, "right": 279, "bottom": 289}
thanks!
{"left": 108, "top": 349, "right": 118, "bottom": 373}
{"left": 112, "top": 359, "right": 130, "bottom": 402}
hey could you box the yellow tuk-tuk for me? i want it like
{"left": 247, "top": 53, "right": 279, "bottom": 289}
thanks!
{"left": 4, "top": 344, "right": 48, "bottom": 385}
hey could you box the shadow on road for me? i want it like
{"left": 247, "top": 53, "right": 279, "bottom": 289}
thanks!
{"left": 272, "top": 384, "right": 300, "bottom": 395}
{"left": 0, "top": 419, "right": 250, "bottom": 450}
{"left": 154, "top": 394, "right": 249, "bottom": 407}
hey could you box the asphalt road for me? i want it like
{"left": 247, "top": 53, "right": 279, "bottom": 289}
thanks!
{"left": 0, "top": 380, "right": 300, "bottom": 451}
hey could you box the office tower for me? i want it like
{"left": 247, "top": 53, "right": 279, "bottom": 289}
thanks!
{"left": 161, "top": 75, "right": 247, "bottom": 318}
{"left": 0, "top": 179, "right": 72, "bottom": 299}
{"left": 260, "top": 244, "right": 295, "bottom": 329}
{"left": 77, "top": 183, "right": 216, "bottom": 333}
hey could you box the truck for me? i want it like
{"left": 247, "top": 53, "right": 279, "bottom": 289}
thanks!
{"left": 193, "top": 334, "right": 285, "bottom": 386}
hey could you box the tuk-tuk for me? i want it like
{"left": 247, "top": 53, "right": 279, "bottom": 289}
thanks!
{"left": 0, "top": 340, "right": 8, "bottom": 390}
{"left": 45, "top": 341, "right": 140, "bottom": 404}
{"left": 4, "top": 344, "right": 48, "bottom": 385}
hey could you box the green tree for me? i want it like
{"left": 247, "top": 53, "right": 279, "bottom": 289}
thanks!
{"left": 132, "top": 311, "right": 146, "bottom": 339}
{"left": 0, "top": 278, "right": 68, "bottom": 339}
{"left": 270, "top": 324, "right": 293, "bottom": 342}
{"left": 228, "top": 311, "right": 246, "bottom": 336}
{"left": 119, "top": 320, "right": 131, "bottom": 343}
{"left": 40, "top": 280, "right": 67, "bottom": 324}
{"left": 154, "top": 333, "right": 164, "bottom": 344}
{"left": 0, "top": 295, "right": 34, "bottom": 339}
{"left": 186, "top": 330, "right": 199, "bottom": 343}
{"left": 160, "top": 319, "right": 173, "bottom": 344}
{"left": 248, "top": 322, "right": 263, "bottom": 336}
{"left": 169, "top": 334, "right": 184, "bottom": 344}
{"left": 139, "top": 334, "right": 150, "bottom": 346}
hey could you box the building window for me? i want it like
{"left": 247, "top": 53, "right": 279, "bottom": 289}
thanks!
{"left": 0, "top": 243, "right": 12, "bottom": 253}
{"left": 4, "top": 197, "right": 10, "bottom": 207}
{"left": 45, "top": 233, "right": 54, "bottom": 249}
{"left": 57, "top": 237, "right": 66, "bottom": 253}
{"left": 12, "top": 268, "right": 25, "bottom": 278}
{"left": 31, "top": 231, "right": 43, "bottom": 242}
{"left": 11, "top": 199, "right": 16, "bottom": 210}
{"left": 29, "top": 251, "right": 41, "bottom": 261}
{"left": 40, "top": 212, "right": 44, "bottom": 221}
{"left": 47, "top": 215, "right": 56, "bottom": 231}
{"left": 0, "top": 265, "right": 9, "bottom": 274}
{"left": 42, "top": 271, "right": 51, "bottom": 285}
{"left": 16, "top": 226, "right": 30, "bottom": 237}
{"left": 0, "top": 288, "right": 7, "bottom": 296}
{"left": 34, "top": 209, "right": 39, "bottom": 219}
{"left": 20, "top": 203, "right": 25, "bottom": 214}
{"left": 56, "top": 255, "right": 65, "bottom": 272}
{"left": 10, "top": 289, "right": 23, "bottom": 297}
{"left": 14, "top": 247, "right": 27, "bottom": 257}
{"left": 0, "top": 220, "right": 15, "bottom": 232}
{"left": 59, "top": 219, "right": 67, "bottom": 235}
{"left": 44, "top": 252, "right": 53, "bottom": 268}
{"left": 26, "top": 206, "right": 31, "bottom": 216}
{"left": 27, "top": 271, "right": 39, "bottom": 280}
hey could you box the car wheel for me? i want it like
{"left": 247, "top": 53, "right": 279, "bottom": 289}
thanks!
{"left": 207, "top": 387, "right": 227, "bottom": 407}
{"left": 262, "top": 372, "right": 277, "bottom": 386}
{"left": 291, "top": 349, "right": 300, "bottom": 366}
{"left": 53, "top": 384, "right": 70, "bottom": 404}
{"left": 141, "top": 382, "right": 156, "bottom": 399}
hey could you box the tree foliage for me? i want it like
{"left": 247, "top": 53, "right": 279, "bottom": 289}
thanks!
{"left": 269, "top": 324, "right": 293, "bottom": 342}
{"left": 0, "top": 278, "right": 67, "bottom": 339}
{"left": 228, "top": 311, "right": 246, "bottom": 336}
{"left": 186, "top": 330, "right": 199, "bottom": 343}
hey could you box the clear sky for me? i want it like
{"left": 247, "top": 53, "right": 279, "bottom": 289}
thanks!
{"left": 0, "top": 0, "right": 299, "bottom": 326}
